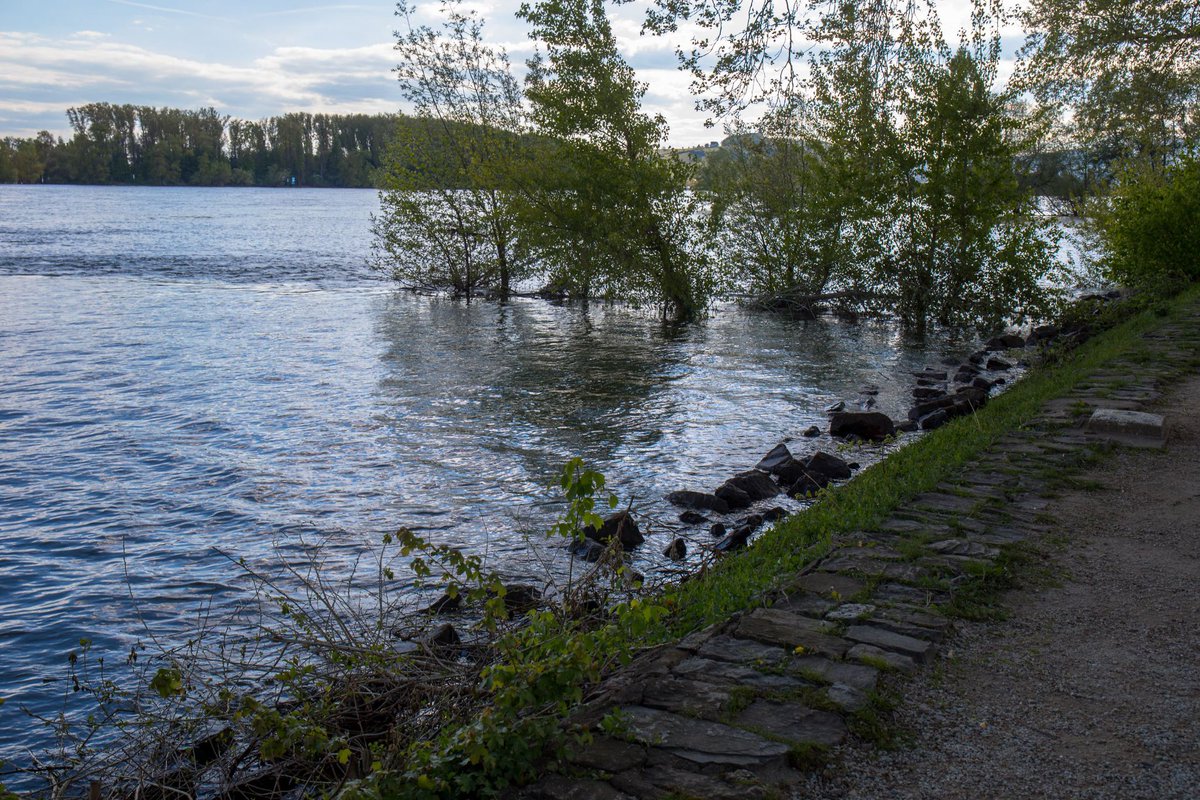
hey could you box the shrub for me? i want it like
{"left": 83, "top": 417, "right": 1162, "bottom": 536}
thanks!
{"left": 1097, "top": 156, "right": 1200, "bottom": 293}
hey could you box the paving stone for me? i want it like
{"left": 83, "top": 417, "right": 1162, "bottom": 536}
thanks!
{"left": 927, "top": 538, "right": 999, "bottom": 558}
{"left": 676, "top": 624, "right": 720, "bottom": 653}
{"left": 671, "top": 656, "right": 810, "bottom": 692}
{"left": 791, "top": 571, "right": 866, "bottom": 599}
{"left": 610, "top": 766, "right": 774, "bottom": 800}
{"left": 788, "top": 655, "right": 879, "bottom": 691}
{"left": 871, "top": 582, "right": 947, "bottom": 605}
{"left": 695, "top": 635, "right": 789, "bottom": 666}
{"left": 825, "top": 682, "right": 869, "bottom": 712}
{"left": 771, "top": 592, "right": 837, "bottom": 618}
{"left": 641, "top": 676, "right": 732, "bottom": 718}
{"left": 523, "top": 775, "right": 634, "bottom": 800}
{"left": 734, "top": 608, "right": 849, "bottom": 658}
{"left": 620, "top": 706, "right": 790, "bottom": 768}
{"left": 1085, "top": 408, "right": 1166, "bottom": 447}
{"left": 911, "top": 492, "right": 979, "bottom": 513}
{"left": 734, "top": 700, "right": 847, "bottom": 746}
{"left": 820, "top": 557, "right": 931, "bottom": 584}
{"left": 845, "top": 624, "right": 935, "bottom": 662}
{"left": 847, "top": 643, "right": 917, "bottom": 675}
{"left": 568, "top": 737, "right": 648, "bottom": 773}
{"left": 860, "top": 613, "right": 948, "bottom": 643}
{"left": 824, "top": 603, "right": 876, "bottom": 622}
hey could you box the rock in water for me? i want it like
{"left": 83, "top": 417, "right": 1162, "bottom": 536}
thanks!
{"left": 421, "top": 623, "right": 461, "bottom": 651}
{"left": 499, "top": 584, "right": 541, "bottom": 614}
{"left": 829, "top": 412, "right": 896, "bottom": 441}
{"left": 663, "top": 538, "right": 687, "bottom": 560}
{"left": 423, "top": 592, "right": 462, "bottom": 615}
{"left": 715, "top": 482, "right": 753, "bottom": 510}
{"left": 804, "top": 452, "right": 853, "bottom": 480}
{"left": 665, "top": 490, "right": 730, "bottom": 514}
{"left": 755, "top": 442, "right": 794, "bottom": 473}
{"left": 570, "top": 538, "right": 607, "bottom": 563}
{"left": 720, "top": 470, "right": 782, "bottom": 501}
{"left": 803, "top": 425, "right": 821, "bottom": 438}
{"left": 678, "top": 510, "right": 708, "bottom": 525}
{"left": 583, "top": 510, "right": 644, "bottom": 548}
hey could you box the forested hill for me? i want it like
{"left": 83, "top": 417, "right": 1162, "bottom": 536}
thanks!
{"left": 0, "top": 103, "right": 423, "bottom": 188}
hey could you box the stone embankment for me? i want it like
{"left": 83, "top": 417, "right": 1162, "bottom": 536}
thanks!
{"left": 522, "top": 300, "right": 1200, "bottom": 800}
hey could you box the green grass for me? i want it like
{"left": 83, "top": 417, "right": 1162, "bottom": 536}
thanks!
{"left": 656, "top": 285, "right": 1200, "bottom": 637}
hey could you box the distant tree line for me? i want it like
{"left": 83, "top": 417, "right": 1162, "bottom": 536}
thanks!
{"left": 0, "top": 103, "right": 408, "bottom": 187}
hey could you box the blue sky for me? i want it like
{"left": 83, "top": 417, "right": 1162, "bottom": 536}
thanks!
{"left": 1, "top": 1, "right": 1011, "bottom": 146}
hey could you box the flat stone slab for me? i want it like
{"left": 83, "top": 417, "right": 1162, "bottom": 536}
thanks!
{"left": 845, "top": 624, "right": 935, "bottom": 662}
{"left": 672, "top": 656, "right": 811, "bottom": 692}
{"left": 734, "top": 700, "right": 847, "bottom": 746}
{"left": 620, "top": 706, "right": 789, "bottom": 767}
{"left": 1086, "top": 408, "right": 1166, "bottom": 448}
{"left": 735, "top": 608, "right": 849, "bottom": 658}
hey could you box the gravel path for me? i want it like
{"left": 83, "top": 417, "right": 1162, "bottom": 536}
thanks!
{"left": 799, "top": 375, "right": 1200, "bottom": 800}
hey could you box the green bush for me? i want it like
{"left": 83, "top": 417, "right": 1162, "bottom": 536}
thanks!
{"left": 1098, "top": 156, "right": 1200, "bottom": 293}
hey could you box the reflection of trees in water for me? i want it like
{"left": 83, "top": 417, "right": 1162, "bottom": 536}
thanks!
{"left": 371, "top": 294, "right": 689, "bottom": 488}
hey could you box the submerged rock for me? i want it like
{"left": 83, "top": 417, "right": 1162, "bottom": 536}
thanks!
{"left": 570, "top": 538, "right": 607, "bottom": 563}
{"left": 678, "top": 510, "right": 708, "bottom": 525}
{"left": 583, "top": 510, "right": 644, "bottom": 548}
{"left": 423, "top": 592, "right": 462, "bottom": 615}
{"left": 802, "top": 425, "right": 821, "bottom": 438}
{"left": 666, "top": 490, "right": 730, "bottom": 514}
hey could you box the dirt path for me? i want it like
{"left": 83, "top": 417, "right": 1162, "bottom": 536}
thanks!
{"left": 800, "top": 375, "right": 1200, "bottom": 799}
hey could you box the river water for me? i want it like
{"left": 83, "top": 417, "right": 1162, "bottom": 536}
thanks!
{"left": 0, "top": 185, "right": 968, "bottom": 770}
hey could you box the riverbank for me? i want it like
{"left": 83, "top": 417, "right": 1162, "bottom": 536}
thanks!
{"left": 517, "top": 287, "right": 1200, "bottom": 799}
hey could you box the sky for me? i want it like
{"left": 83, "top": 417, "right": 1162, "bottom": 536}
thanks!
{"left": 1, "top": 0, "right": 1012, "bottom": 147}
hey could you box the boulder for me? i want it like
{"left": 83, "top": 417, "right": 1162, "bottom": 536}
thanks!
{"left": 913, "top": 386, "right": 945, "bottom": 400}
{"left": 911, "top": 369, "right": 949, "bottom": 380}
{"left": 896, "top": 420, "right": 918, "bottom": 433}
{"left": 762, "top": 506, "right": 788, "bottom": 522}
{"left": 830, "top": 411, "right": 896, "bottom": 441}
{"left": 678, "top": 510, "right": 708, "bottom": 525}
{"left": 918, "top": 409, "right": 950, "bottom": 430}
{"left": 789, "top": 473, "right": 829, "bottom": 496}
{"left": 802, "top": 425, "right": 821, "bottom": 438}
{"left": 663, "top": 538, "right": 687, "bottom": 560}
{"left": 666, "top": 490, "right": 730, "bottom": 514}
{"left": 825, "top": 400, "right": 847, "bottom": 413}
{"left": 714, "top": 527, "right": 753, "bottom": 552}
{"left": 1029, "top": 324, "right": 1059, "bottom": 343}
{"left": 499, "top": 584, "right": 542, "bottom": 614}
{"left": 583, "top": 510, "right": 644, "bottom": 548}
{"left": 714, "top": 482, "right": 753, "bottom": 510}
{"left": 968, "top": 351, "right": 986, "bottom": 365}
{"left": 985, "top": 333, "right": 1026, "bottom": 350}
{"left": 720, "top": 470, "right": 782, "bottom": 502}
{"left": 971, "top": 376, "right": 995, "bottom": 391}
{"left": 709, "top": 522, "right": 727, "bottom": 538}
{"left": 421, "top": 623, "right": 461, "bottom": 651}
{"left": 805, "top": 451, "right": 852, "bottom": 480}
{"left": 952, "top": 386, "right": 988, "bottom": 413}
{"left": 734, "top": 513, "right": 764, "bottom": 532}
{"left": 915, "top": 377, "right": 943, "bottom": 387}
{"left": 986, "top": 356, "right": 1013, "bottom": 371}
{"left": 423, "top": 592, "right": 462, "bottom": 615}
{"left": 755, "top": 442, "right": 795, "bottom": 473}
